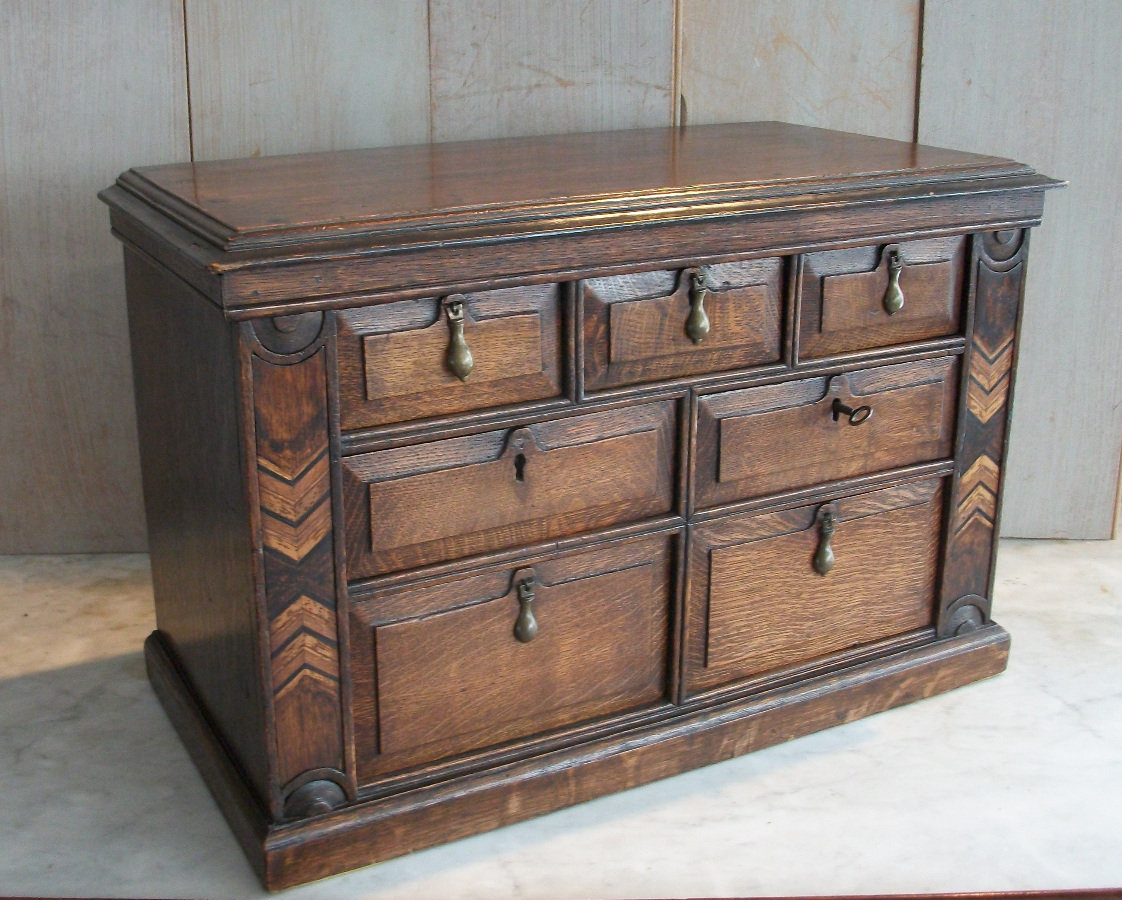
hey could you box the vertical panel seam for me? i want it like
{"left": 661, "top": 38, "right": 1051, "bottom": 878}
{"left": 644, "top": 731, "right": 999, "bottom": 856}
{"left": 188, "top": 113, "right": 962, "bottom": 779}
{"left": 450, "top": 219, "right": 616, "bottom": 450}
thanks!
{"left": 671, "top": 0, "right": 683, "bottom": 127}
{"left": 426, "top": 0, "right": 434, "bottom": 144}
{"left": 182, "top": 0, "right": 195, "bottom": 161}
{"left": 913, "top": 0, "right": 926, "bottom": 144}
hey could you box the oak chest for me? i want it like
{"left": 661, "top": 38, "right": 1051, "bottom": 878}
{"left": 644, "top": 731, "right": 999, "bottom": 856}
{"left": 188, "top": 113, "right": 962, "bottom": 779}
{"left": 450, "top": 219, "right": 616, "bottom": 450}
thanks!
{"left": 101, "top": 122, "right": 1059, "bottom": 890}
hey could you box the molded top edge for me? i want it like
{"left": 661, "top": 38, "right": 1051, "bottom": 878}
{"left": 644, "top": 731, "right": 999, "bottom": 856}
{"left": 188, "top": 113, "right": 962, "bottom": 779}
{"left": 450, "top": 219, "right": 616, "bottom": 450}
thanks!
{"left": 110, "top": 122, "right": 1051, "bottom": 253}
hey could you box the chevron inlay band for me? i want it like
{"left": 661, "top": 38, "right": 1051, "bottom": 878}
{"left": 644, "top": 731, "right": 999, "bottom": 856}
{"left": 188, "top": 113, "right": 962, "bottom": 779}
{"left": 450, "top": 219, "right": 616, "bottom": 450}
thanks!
{"left": 251, "top": 347, "right": 345, "bottom": 788}
{"left": 937, "top": 232, "right": 1026, "bottom": 635}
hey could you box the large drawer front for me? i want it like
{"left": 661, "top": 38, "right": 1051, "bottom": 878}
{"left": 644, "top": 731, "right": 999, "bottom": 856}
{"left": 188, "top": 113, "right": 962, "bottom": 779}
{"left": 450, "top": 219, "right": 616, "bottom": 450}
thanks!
{"left": 694, "top": 355, "right": 958, "bottom": 510}
{"left": 583, "top": 259, "right": 782, "bottom": 391}
{"left": 343, "top": 399, "right": 678, "bottom": 578}
{"left": 683, "top": 478, "right": 943, "bottom": 697}
{"left": 337, "top": 283, "right": 565, "bottom": 430}
{"left": 350, "top": 532, "right": 675, "bottom": 780}
{"left": 799, "top": 236, "right": 967, "bottom": 359}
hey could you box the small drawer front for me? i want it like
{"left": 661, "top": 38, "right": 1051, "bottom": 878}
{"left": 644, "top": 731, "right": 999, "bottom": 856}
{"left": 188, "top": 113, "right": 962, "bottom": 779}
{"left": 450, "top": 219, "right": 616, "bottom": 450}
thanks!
{"left": 583, "top": 259, "right": 782, "bottom": 391}
{"left": 343, "top": 399, "right": 678, "bottom": 578}
{"left": 351, "top": 532, "right": 675, "bottom": 780}
{"left": 337, "top": 283, "right": 565, "bottom": 430}
{"left": 683, "top": 478, "right": 942, "bottom": 696}
{"left": 799, "top": 236, "right": 967, "bottom": 359}
{"left": 694, "top": 356, "right": 958, "bottom": 510}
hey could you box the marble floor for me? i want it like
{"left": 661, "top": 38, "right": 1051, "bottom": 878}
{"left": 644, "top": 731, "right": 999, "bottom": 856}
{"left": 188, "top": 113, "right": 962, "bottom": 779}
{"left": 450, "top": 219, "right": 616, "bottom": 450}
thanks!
{"left": 0, "top": 539, "right": 1119, "bottom": 899}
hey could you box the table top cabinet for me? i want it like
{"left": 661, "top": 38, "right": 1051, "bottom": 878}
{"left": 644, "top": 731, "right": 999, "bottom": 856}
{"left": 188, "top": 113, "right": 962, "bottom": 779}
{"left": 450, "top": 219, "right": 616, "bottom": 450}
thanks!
{"left": 101, "top": 122, "right": 1059, "bottom": 890}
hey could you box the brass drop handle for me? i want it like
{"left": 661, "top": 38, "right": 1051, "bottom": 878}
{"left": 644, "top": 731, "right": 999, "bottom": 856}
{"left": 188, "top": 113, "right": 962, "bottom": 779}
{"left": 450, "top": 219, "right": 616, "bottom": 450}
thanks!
{"left": 813, "top": 506, "right": 837, "bottom": 576}
{"left": 686, "top": 271, "right": 711, "bottom": 344}
{"left": 444, "top": 296, "right": 474, "bottom": 381}
{"left": 883, "top": 247, "right": 904, "bottom": 315}
{"left": 831, "top": 398, "right": 872, "bottom": 426}
{"left": 513, "top": 578, "right": 538, "bottom": 643}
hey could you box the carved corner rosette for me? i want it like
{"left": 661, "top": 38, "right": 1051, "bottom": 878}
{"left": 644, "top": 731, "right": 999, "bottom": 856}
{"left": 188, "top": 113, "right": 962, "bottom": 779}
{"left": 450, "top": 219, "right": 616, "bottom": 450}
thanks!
{"left": 247, "top": 310, "right": 327, "bottom": 363}
{"left": 938, "top": 593, "right": 992, "bottom": 639}
{"left": 281, "top": 768, "right": 350, "bottom": 820}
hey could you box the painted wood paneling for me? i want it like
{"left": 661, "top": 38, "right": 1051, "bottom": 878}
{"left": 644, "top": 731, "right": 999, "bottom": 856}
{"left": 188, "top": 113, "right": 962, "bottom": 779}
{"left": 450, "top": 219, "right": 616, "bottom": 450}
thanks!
{"left": 679, "top": 0, "right": 921, "bottom": 140}
{"left": 185, "top": 0, "right": 430, "bottom": 160}
{"left": 919, "top": 0, "right": 1122, "bottom": 538}
{"left": 429, "top": 0, "right": 675, "bottom": 142}
{"left": 0, "top": 1, "right": 189, "bottom": 552}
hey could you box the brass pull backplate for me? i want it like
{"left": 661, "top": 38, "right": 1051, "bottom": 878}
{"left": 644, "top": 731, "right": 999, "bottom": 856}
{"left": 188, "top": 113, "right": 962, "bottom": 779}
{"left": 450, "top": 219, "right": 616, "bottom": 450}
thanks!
{"left": 883, "top": 246, "right": 904, "bottom": 315}
{"left": 444, "top": 295, "right": 474, "bottom": 381}
{"left": 686, "top": 270, "right": 711, "bottom": 344}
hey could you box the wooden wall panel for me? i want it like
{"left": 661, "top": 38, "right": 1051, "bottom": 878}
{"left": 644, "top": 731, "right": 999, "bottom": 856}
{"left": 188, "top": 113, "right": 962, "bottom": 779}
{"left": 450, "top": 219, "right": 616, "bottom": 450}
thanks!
{"left": 919, "top": 0, "right": 1122, "bottom": 539}
{"left": 429, "top": 0, "right": 675, "bottom": 142}
{"left": 679, "top": 0, "right": 921, "bottom": 140}
{"left": 0, "top": 1, "right": 189, "bottom": 553}
{"left": 185, "top": 0, "right": 430, "bottom": 160}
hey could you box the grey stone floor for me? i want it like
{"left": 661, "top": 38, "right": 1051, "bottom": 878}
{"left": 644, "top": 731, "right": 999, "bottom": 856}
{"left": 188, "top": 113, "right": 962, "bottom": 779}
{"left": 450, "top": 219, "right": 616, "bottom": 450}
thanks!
{"left": 0, "top": 538, "right": 1119, "bottom": 898}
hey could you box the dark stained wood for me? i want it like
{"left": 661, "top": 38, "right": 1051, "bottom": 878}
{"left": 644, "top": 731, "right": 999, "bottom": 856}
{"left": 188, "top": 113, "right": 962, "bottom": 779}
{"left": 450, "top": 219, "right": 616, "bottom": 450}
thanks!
{"left": 260, "top": 625, "right": 1010, "bottom": 890}
{"left": 683, "top": 478, "right": 944, "bottom": 696}
{"left": 244, "top": 321, "right": 347, "bottom": 798}
{"left": 337, "top": 283, "right": 566, "bottom": 430}
{"left": 800, "top": 235, "right": 968, "bottom": 359}
{"left": 350, "top": 532, "right": 674, "bottom": 780}
{"left": 938, "top": 230, "right": 1028, "bottom": 636}
{"left": 583, "top": 258, "right": 783, "bottom": 391}
{"left": 117, "top": 124, "right": 1032, "bottom": 251}
{"left": 106, "top": 124, "right": 1057, "bottom": 890}
{"left": 122, "top": 247, "right": 271, "bottom": 808}
{"left": 694, "top": 356, "right": 959, "bottom": 510}
{"left": 342, "top": 399, "right": 678, "bottom": 577}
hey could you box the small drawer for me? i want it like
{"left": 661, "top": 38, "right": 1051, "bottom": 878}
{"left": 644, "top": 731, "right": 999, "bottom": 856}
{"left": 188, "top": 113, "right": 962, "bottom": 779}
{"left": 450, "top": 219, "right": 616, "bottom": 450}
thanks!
{"left": 343, "top": 399, "right": 678, "bottom": 578}
{"left": 799, "top": 236, "right": 967, "bottom": 359}
{"left": 583, "top": 258, "right": 783, "bottom": 391}
{"left": 350, "top": 531, "right": 675, "bottom": 781}
{"left": 337, "top": 283, "right": 565, "bottom": 431}
{"left": 694, "top": 356, "right": 958, "bottom": 510}
{"left": 682, "top": 478, "right": 943, "bottom": 697}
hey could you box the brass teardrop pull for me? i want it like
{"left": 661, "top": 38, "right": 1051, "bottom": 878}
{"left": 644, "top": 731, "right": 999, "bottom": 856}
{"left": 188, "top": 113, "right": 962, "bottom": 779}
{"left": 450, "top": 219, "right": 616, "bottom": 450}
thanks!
{"left": 513, "top": 578, "right": 538, "bottom": 643}
{"left": 444, "top": 295, "right": 474, "bottom": 381}
{"left": 686, "top": 270, "right": 711, "bottom": 344}
{"left": 883, "top": 247, "right": 904, "bottom": 315}
{"left": 813, "top": 504, "right": 837, "bottom": 576}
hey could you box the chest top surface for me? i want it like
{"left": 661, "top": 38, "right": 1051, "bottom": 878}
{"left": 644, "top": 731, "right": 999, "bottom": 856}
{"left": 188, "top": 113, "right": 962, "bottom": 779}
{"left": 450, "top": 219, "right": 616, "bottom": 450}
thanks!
{"left": 111, "top": 121, "right": 1049, "bottom": 251}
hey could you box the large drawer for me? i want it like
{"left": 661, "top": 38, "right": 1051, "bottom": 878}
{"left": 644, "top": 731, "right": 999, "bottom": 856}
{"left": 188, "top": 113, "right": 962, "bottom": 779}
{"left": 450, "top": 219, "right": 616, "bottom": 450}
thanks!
{"left": 583, "top": 259, "right": 783, "bottom": 391}
{"left": 337, "top": 283, "right": 566, "bottom": 430}
{"left": 694, "top": 355, "right": 958, "bottom": 510}
{"left": 799, "top": 236, "right": 967, "bottom": 359}
{"left": 682, "top": 478, "right": 943, "bottom": 697}
{"left": 350, "top": 531, "right": 675, "bottom": 781}
{"left": 343, "top": 399, "right": 678, "bottom": 578}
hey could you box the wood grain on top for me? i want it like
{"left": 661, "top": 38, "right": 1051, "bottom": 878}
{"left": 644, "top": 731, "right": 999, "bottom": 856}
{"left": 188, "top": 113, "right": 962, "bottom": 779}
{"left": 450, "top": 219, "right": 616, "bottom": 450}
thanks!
{"left": 117, "top": 122, "right": 1034, "bottom": 251}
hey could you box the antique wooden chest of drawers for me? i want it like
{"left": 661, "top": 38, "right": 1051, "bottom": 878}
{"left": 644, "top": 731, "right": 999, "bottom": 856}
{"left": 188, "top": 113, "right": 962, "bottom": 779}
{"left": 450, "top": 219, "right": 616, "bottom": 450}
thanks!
{"left": 101, "top": 122, "right": 1059, "bottom": 889}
